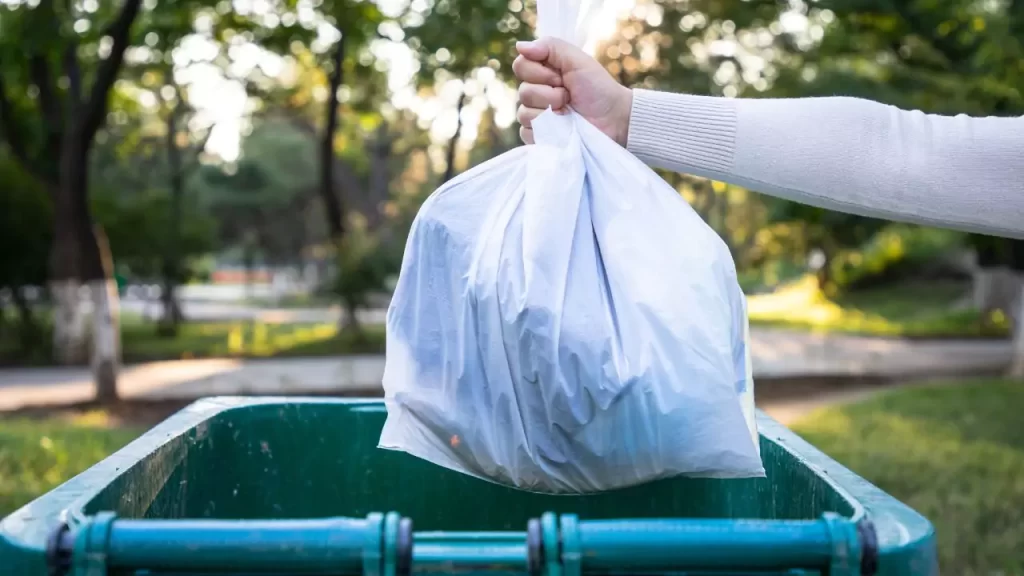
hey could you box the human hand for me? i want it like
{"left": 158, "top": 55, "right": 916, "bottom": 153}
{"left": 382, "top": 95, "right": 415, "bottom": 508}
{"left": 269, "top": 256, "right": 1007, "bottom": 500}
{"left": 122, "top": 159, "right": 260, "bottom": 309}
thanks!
{"left": 513, "top": 37, "right": 633, "bottom": 147}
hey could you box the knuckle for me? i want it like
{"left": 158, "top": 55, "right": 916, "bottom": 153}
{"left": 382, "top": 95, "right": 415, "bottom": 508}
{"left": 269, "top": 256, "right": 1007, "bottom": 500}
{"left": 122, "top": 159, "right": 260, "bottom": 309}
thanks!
{"left": 556, "top": 87, "right": 568, "bottom": 107}
{"left": 518, "top": 83, "right": 551, "bottom": 107}
{"left": 519, "top": 85, "right": 542, "bottom": 107}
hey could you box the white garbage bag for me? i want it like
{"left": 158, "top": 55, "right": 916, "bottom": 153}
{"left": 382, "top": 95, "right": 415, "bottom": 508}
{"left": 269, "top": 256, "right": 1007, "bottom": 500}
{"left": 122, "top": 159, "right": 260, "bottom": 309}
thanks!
{"left": 378, "top": 0, "right": 764, "bottom": 493}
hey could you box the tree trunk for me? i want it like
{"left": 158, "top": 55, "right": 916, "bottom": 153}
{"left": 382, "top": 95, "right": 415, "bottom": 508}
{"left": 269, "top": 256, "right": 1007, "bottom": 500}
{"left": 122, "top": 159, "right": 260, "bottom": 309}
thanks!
{"left": 159, "top": 103, "right": 185, "bottom": 337}
{"left": 714, "top": 184, "right": 736, "bottom": 256}
{"left": 0, "top": 291, "right": 8, "bottom": 341}
{"left": 320, "top": 37, "right": 347, "bottom": 242}
{"left": 441, "top": 90, "right": 467, "bottom": 185}
{"left": 243, "top": 234, "right": 256, "bottom": 327}
{"left": 342, "top": 298, "right": 362, "bottom": 338}
{"left": 488, "top": 113, "right": 508, "bottom": 156}
{"left": 972, "top": 266, "right": 1020, "bottom": 317}
{"left": 735, "top": 196, "right": 760, "bottom": 268}
{"left": 814, "top": 245, "right": 835, "bottom": 293}
{"left": 50, "top": 130, "right": 120, "bottom": 401}
{"left": 3, "top": 0, "right": 139, "bottom": 399}
{"left": 692, "top": 179, "right": 717, "bottom": 223}
{"left": 50, "top": 137, "right": 90, "bottom": 366}
{"left": 815, "top": 262, "right": 832, "bottom": 292}
{"left": 11, "top": 286, "right": 40, "bottom": 356}
{"left": 367, "top": 122, "right": 391, "bottom": 232}
{"left": 50, "top": 279, "right": 88, "bottom": 363}
{"left": 973, "top": 267, "right": 996, "bottom": 311}
{"left": 90, "top": 225, "right": 120, "bottom": 404}
{"left": 157, "top": 285, "right": 184, "bottom": 330}
{"left": 89, "top": 282, "right": 120, "bottom": 403}
{"left": 1010, "top": 282, "right": 1024, "bottom": 378}
{"left": 320, "top": 38, "right": 354, "bottom": 334}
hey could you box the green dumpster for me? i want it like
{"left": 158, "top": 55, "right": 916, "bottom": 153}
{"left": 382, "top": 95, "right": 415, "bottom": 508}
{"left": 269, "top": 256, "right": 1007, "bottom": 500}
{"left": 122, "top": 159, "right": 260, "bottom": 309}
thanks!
{"left": 0, "top": 397, "right": 938, "bottom": 575}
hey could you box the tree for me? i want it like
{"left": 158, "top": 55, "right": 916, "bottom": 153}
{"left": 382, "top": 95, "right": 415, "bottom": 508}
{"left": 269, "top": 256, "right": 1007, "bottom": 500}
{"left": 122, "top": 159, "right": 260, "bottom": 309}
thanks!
{"left": 321, "top": 37, "right": 349, "bottom": 242}
{"left": 598, "top": 0, "right": 1019, "bottom": 298}
{"left": 777, "top": 0, "right": 1022, "bottom": 259}
{"left": 257, "top": 0, "right": 386, "bottom": 249}
{"left": 158, "top": 85, "right": 212, "bottom": 334}
{"left": 0, "top": 0, "right": 145, "bottom": 401}
{"left": 195, "top": 117, "right": 321, "bottom": 267}
{"left": 89, "top": 117, "right": 218, "bottom": 316}
{"left": 242, "top": 1, "right": 396, "bottom": 330}
{"left": 406, "top": 0, "right": 526, "bottom": 183}
{"left": 590, "top": 0, "right": 812, "bottom": 270}
{"left": 766, "top": 201, "right": 888, "bottom": 292}
{"left": 87, "top": 68, "right": 215, "bottom": 334}
{"left": 797, "top": 0, "right": 1024, "bottom": 366}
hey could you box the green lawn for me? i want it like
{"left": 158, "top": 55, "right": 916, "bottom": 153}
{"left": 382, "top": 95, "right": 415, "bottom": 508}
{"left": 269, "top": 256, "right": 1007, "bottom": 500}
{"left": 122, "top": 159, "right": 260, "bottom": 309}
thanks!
{"left": 1, "top": 276, "right": 1006, "bottom": 367}
{"left": 119, "top": 319, "right": 385, "bottom": 362}
{"left": 239, "top": 294, "right": 340, "bottom": 309}
{"left": 793, "top": 379, "right": 1024, "bottom": 575}
{"left": 0, "top": 413, "right": 138, "bottom": 517}
{"left": 0, "top": 316, "right": 385, "bottom": 366}
{"left": 748, "top": 276, "right": 1010, "bottom": 338}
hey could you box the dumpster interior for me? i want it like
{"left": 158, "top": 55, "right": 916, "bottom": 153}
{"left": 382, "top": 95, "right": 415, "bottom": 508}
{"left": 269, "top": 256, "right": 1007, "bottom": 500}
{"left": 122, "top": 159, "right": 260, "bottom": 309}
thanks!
{"left": 81, "top": 401, "right": 856, "bottom": 530}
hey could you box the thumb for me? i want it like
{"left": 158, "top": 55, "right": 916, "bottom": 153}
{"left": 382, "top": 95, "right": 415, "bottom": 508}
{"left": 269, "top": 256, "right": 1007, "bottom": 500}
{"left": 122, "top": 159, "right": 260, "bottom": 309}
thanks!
{"left": 516, "top": 37, "right": 587, "bottom": 73}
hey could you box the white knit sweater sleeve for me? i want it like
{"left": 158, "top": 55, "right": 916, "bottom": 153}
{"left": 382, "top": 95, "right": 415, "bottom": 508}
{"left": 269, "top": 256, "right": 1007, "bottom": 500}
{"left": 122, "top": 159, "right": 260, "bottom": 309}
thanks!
{"left": 625, "top": 89, "right": 1024, "bottom": 239}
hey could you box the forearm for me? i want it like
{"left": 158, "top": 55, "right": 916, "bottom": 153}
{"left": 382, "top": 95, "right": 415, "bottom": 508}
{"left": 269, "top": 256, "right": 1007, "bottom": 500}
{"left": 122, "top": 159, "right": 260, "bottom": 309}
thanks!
{"left": 626, "top": 89, "right": 1024, "bottom": 239}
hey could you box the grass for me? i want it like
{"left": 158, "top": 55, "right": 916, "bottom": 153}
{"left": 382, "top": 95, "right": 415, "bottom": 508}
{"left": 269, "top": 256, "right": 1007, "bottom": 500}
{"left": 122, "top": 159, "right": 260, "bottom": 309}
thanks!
{"left": 1, "top": 275, "right": 1007, "bottom": 367}
{"left": 793, "top": 378, "right": 1024, "bottom": 575}
{"left": 0, "top": 413, "right": 138, "bottom": 517}
{"left": 119, "top": 318, "right": 386, "bottom": 362}
{"left": 747, "top": 276, "right": 1010, "bottom": 338}
{"left": 0, "top": 314, "right": 385, "bottom": 366}
{"left": 239, "top": 294, "right": 339, "bottom": 309}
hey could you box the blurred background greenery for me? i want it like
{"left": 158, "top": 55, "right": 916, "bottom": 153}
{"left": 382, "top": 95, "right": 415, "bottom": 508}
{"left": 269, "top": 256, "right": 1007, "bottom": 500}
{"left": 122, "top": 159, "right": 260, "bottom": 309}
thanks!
{"left": 0, "top": 0, "right": 1021, "bottom": 384}
{"left": 1, "top": 0, "right": 1023, "bottom": 572}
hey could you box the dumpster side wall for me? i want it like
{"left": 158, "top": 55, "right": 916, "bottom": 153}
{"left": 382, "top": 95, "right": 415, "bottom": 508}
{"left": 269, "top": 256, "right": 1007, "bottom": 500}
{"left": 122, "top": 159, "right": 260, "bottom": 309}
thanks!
{"left": 757, "top": 415, "right": 939, "bottom": 576}
{"left": 1, "top": 398, "right": 938, "bottom": 576}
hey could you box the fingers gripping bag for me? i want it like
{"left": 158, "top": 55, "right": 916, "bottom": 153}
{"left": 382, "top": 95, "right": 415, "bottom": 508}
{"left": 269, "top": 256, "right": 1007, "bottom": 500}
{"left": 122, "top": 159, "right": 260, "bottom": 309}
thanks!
{"left": 378, "top": 0, "right": 764, "bottom": 493}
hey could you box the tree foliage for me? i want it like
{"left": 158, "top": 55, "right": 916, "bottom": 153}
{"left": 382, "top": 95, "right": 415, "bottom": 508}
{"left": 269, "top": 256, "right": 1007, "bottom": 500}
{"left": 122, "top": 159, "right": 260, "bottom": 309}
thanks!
{"left": 596, "top": 0, "right": 1020, "bottom": 290}
{"left": 2, "top": 0, "right": 1021, "bottom": 360}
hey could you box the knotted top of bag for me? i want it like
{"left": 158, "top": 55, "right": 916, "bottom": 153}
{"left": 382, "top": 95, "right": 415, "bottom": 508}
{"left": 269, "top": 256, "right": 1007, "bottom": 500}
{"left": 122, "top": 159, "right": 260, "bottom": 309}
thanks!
{"left": 529, "top": 0, "right": 606, "bottom": 148}
{"left": 534, "top": 0, "right": 605, "bottom": 49}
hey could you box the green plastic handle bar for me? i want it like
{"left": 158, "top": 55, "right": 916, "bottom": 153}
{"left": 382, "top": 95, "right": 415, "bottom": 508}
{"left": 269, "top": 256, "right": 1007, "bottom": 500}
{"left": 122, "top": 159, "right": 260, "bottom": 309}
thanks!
{"left": 49, "top": 511, "right": 877, "bottom": 576}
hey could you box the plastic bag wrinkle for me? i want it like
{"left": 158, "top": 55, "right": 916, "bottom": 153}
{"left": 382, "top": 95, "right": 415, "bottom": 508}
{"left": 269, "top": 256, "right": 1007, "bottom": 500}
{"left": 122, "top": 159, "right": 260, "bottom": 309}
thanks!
{"left": 379, "top": 15, "right": 763, "bottom": 491}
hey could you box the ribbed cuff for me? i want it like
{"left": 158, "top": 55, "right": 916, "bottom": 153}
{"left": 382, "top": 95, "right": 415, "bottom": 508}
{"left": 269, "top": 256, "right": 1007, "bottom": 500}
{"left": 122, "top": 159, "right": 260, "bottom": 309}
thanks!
{"left": 626, "top": 89, "right": 738, "bottom": 176}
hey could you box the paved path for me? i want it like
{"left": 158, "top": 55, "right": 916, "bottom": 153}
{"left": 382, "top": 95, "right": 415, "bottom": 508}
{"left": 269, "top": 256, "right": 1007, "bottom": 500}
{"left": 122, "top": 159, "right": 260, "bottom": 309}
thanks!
{"left": 758, "top": 386, "right": 885, "bottom": 426}
{"left": 0, "top": 357, "right": 385, "bottom": 410}
{"left": 0, "top": 328, "right": 1013, "bottom": 411}
{"left": 748, "top": 328, "right": 1012, "bottom": 379}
